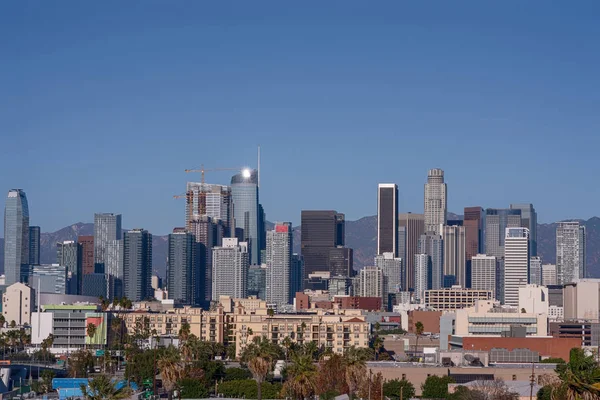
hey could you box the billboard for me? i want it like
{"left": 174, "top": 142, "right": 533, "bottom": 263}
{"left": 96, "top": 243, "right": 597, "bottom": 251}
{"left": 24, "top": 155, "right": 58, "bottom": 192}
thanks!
{"left": 84, "top": 313, "right": 108, "bottom": 345}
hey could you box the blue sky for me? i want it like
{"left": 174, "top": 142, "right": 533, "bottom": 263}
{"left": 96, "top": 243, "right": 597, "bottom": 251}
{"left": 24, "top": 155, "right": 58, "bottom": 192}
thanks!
{"left": 1, "top": 1, "right": 599, "bottom": 234}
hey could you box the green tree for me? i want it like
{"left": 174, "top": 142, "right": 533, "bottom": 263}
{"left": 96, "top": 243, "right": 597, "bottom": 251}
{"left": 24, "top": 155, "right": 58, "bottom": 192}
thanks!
{"left": 374, "top": 322, "right": 381, "bottom": 333}
{"left": 540, "top": 357, "right": 566, "bottom": 364}
{"left": 552, "top": 348, "right": 600, "bottom": 399}
{"left": 158, "top": 346, "right": 184, "bottom": 400}
{"left": 316, "top": 353, "right": 349, "bottom": 397}
{"left": 383, "top": 378, "right": 415, "bottom": 400}
{"left": 179, "top": 378, "right": 209, "bottom": 399}
{"left": 80, "top": 374, "right": 132, "bottom": 400}
{"left": 372, "top": 335, "right": 384, "bottom": 360}
{"left": 421, "top": 375, "right": 455, "bottom": 399}
{"left": 240, "top": 337, "right": 282, "bottom": 400}
{"left": 69, "top": 349, "right": 94, "bottom": 378}
{"left": 344, "top": 346, "right": 370, "bottom": 395}
{"left": 414, "top": 321, "right": 424, "bottom": 356}
{"left": 0, "top": 315, "right": 5, "bottom": 327}
{"left": 86, "top": 322, "right": 97, "bottom": 348}
{"left": 31, "top": 370, "right": 55, "bottom": 394}
{"left": 282, "top": 352, "right": 318, "bottom": 399}
{"left": 219, "top": 379, "right": 282, "bottom": 399}
{"left": 9, "top": 320, "right": 16, "bottom": 328}
{"left": 225, "top": 367, "right": 252, "bottom": 381}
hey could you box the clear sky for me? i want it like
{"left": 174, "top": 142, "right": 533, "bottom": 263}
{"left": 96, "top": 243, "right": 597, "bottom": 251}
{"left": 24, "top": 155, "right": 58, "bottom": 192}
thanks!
{"left": 1, "top": 1, "right": 599, "bottom": 235}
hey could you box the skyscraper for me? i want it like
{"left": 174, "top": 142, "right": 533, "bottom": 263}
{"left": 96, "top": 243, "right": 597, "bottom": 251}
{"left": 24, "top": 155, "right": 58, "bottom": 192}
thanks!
{"left": 464, "top": 207, "right": 484, "bottom": 261}
{"left": 529, "top": 256, "right": 542, "bottom": 286}
{"left": 471, "top": 254, "right": 497, "bottom": 298}
{"left": 290, "top": 254, "right": 304, "bottom": 302}
{"left": 57, "top": 240, "right": 82, "bottom": 295}
{"left": 212, "top": 238, "right": 249, "bottom": 300}
{"left": 398, "top": 213, "right": 425, "bottom": 291}
{"left": 123, "top": 229, "right": 152, "bottom": 301}
{"left": 424, "top": 169, "right": 447, "bottom": 234}
{"left": 265, "top": 223, "right": 292, "bottom": 307}
{"left": 167, "top": 228, "right": 199, "bottom": 305}
{"left": 231, "top": 169, "right": 261, "bottom": 265}
{"left": 78, "top": 236, "right": 95, "bottom": 275}
{"left": 418, "top": 233, "right": 444, "bottom": 290}
{"left": 328, "top": 247, "right": 353, "bottom": 277}
{"left": 94, "top": 213, "right": 122, "bottom": 273}
{"left": 414, "top": 254, "right": 429, "bottom": 303}
{"left": 185, "top": 183, "right": 233, "bottom": 235}
{"left": 510, "top": 204, "right": 538, "bottom": 257}
{"left": 356, "top": 266, "right": 384, "bottom": 301}
{"left": 190, "top": 216, "right": 219, "bottom": 304}
{"left": 248, "top": 264, "right": 266, "bottom": 300}
{"left": 4, "top": 189, "right": 30, "bottom": 285}
{"left": 484, "top": 209, "right": 521, "bottom": 258}
{"left": 556, "top": 221, "right": 586, "bottom": 284}
{"left": 32, "top": 264, "right": 67, "bottom": 294}
{"left": 106, "top": 240, "right": 123, "bottom": 300}
{"left": 542, "top": 264, "right": 557, "bottom": 286}
{"left": 28, "top": 226, "right": 40, "bottom": 266}
{"left": 504, "top": 227, "right": 529, "bottom": 307}
{"left": 374, "top": 252, "right": 402, "bottom": 307}
{"left": 441, "top": 225, "right": 466, "bottom": 287}
{"left": 377, "top": 184, "right": 398, "bottom": 256}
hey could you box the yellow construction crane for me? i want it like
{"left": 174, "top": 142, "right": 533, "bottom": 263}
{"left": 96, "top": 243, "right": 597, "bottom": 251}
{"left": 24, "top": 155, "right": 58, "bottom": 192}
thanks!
{"left": 184, "top": 164, "right": 243, "bottom": 186}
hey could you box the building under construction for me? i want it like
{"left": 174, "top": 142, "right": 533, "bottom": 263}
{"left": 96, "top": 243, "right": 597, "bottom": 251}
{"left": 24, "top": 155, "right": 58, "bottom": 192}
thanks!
{"left": 185, "top": 183, "right": 233, "bottom": 235}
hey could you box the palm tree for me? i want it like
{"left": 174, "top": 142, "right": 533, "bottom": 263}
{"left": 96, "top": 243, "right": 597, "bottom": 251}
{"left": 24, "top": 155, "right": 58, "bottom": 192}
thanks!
{"left": 344, "top": 346, "right": 369, "bottom": 396}
{"left": 157, "top": 346, "right": 184, "bottom": 400}
{"left": 372, "top": 336, "right": 384, "bottom": 361}
{"left": 0, "top": 315, "right": 5, "bottom": 327}
{"left": 414, "top": 321, "right": 424, "bottom": 359}
{"left": 283, "top": 352, "right": 318, "bottom": 399}
{"left": 87, "top": 323, "right": 97, "bottom": 350}
{"left": 304, "top": 340, "right": 319, "bottom": 361}
{"left": 80, "top": 374, "right": 132, "bottom": 400}
{"left": 241, "top": 337, "right": 281, "bottom": 400}
{"left": 178, "top": 322, "right": 191, "bottom": 342}
{"left": 551, "top": 348, "right": 600, "bottom": 399}
{"left": 282, "top": 336, "right": 293, "bottom": 361}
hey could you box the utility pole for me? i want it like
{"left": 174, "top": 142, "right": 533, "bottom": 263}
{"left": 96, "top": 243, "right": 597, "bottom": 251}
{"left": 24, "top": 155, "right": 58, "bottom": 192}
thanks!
{"left": 529, "top": 362, "right": 535, "bottom": 400}
{"left": 400, "top": 385, "right": 403, "bottom": 400}
{"left": 368, "top": 369, "right": 372, "bottom": 400}
{"left": 153, "top": 336, "right": 157, "bottom": 396}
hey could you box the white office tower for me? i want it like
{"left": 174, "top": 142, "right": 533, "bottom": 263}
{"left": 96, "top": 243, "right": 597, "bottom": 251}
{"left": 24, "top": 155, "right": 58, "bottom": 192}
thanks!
{"left": 471, "top": 254, "right": 497, "bottom": 299}
{"left": 556, "top": 221, "right": 586, "bottom": 284}
{"left": 265, "top": 223, "right": 292, "bottom": 307}
{"left": 542, "top": 264, "right": 557, "bottom": 286}
{"left": 357, "top": 266, "right": 384, "bottom": 300}
{"left": 424, "top": 169, "right": 447, "bottom": 234}
{"left": 375, "top": 253, "right": 402, "bottom": 308}
{"left": 529, "top": 256, "right": 542, "bottom": 286}
{"left": 212, "top": 238, "right": 249, "bottom": 300}
{"left": 504, "top": 228, "right": 530, "bottom": 307}
{"left": 441, "top": 224, "right": 466, "bottom": 287}
{"left": 518, "top": 285, "right": 549, "bottom": 315}
{"left": 414, "top": 254, "right": 429, "bottom": 303}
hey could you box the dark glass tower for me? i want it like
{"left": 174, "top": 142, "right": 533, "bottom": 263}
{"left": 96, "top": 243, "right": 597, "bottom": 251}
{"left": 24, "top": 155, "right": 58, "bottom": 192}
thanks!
{"left": 123, "top": 229, "right": 152, "bottom": 301}
{"left": 29, "top": 226, "right": 40, "bottom": 266}
{"left": 4, "top": 189, "right": 30, "bottom": 285}
{"left": 377, "top": 184, "right": 398, "bottom": 256}
{"left": 167, "top": 228, "right": 199, "bottom": 305}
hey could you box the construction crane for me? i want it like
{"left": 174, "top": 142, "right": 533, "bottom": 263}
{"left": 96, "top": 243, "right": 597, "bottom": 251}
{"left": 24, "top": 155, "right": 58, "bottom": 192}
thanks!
{"left": 184, "top": 164, "right": 243, "bottom": 186}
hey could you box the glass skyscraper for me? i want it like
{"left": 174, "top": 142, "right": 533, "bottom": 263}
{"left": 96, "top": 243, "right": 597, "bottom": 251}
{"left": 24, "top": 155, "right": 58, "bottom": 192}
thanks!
{"left": 94, "top": 213, "right": 122, "bottom": 273}
{"left": 4, "top": 189, "right": 30, "bottom": 285}
{"left": 29, "top": 226, "right": 40, "bottom": 266}
{"left": 231, "top": 169, "right": 261, "bottom": 265}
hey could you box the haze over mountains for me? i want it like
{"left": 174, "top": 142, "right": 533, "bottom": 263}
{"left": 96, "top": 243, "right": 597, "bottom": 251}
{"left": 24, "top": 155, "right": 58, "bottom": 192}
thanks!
{"left": 1, "top": 215, "right": 599, "bottom": 279}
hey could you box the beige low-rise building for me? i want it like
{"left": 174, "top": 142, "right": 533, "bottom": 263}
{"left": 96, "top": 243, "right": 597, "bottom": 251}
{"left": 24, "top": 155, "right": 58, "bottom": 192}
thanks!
{"left": 2, "top": 282, "right": 35, "bottom": 327}
{"left": 424, "top": 287, "right": 493, "bottom": 310}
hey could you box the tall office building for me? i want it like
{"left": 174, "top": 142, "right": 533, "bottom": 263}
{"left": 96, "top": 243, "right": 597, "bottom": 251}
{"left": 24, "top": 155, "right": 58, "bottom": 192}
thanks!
{"left": 377, "top": 184, "right": 398, "bottom": 256}
{"left": 265, "top": 223, "right": 292, "bottom": 307}
{"left": 123, "top": 229, "right": 152, "bottom": 301}
{"left": 32, "top": 264, "right": 67, "bottom": 294}
{"left": 290, "top": 254, "right": 304, "bottom": 302}
{"left": 510, "top": 204, "right": 538, "bottom": 257}
{"left": 529, "top": 256, "right": 542, "bottom": 286}
{"left": 94, "top": 213, "right": 122, "bottom": 273}
{"left": 464, "top": 207, "right": 483, "bottom": 260}
{"left": 82, "top": 273, "right": 108, "bottom": 298}
{"left": 484, "top": 209, "right": 522, "bottom": 258}
{"left": 4, "top": 189, "right": 30, "bottom": 285}
{"left": 167, "top": 228, "right": 199, "bottom": 305}
{"left": 29, "top": 226, "right": 40, "bottom": 266}
{"left": 231, "top": 169, "right": 261, "bottom": 265}
{"left": 190, "top": 216, "right": 219, "bottom": 304}
{"left": 418, "top": 233, "right": 444, "bottom": 290}
{"left": 441, "top": 225, "right": 466, "bottom": 287}
{"left": 556, "top": 221, "right": 586, "bottom": 284}
{"left": 248, "top": 264, "right": 266, "bottom": 300}
{"left": 471, "top": 254, "right": 497, "bottom": 298}
{"left": 258, "top": 204, "right": 266, "bottom": 262}
{"left": 356, "top": 266, "right": 384, "bottom": 301}
{"left": 106, "top": 240, "right": 123, "bottom": 300}
{"left": 414, "top": 254, "right": 429, "bottom": 303}
{"left": 398, "top": 213, "right": 425, "bottom": 291}
{"left": 78, "top": 236, "right": 95, "bottom": 275}
{"left": 57, "top": 241, "right": 82, "bottom": 295}
{"left": 542, "top": 264, "right": 557, "bottom": 286}
{"left": 375, "top": 253, "right": 402, "bottom": 307}
{"left": 424, "top": 169, "right": 447, "bottom": 234}
{"left": 185, "top": 183, "right": 233, "bottom": 234}
{"left": 212, "top": 238, "right": 249, "bottom": 300}
{"left": 398, "top": 226, "right": 407, "bottom": 265}
{"left": 329, "top": 247, "right": 353, "bottom": 277}
{"left": 504, "top": 227, "right": 529, "bottom": 307}
{"left": 300, "top": 210, "right": 348, "bottom": 286}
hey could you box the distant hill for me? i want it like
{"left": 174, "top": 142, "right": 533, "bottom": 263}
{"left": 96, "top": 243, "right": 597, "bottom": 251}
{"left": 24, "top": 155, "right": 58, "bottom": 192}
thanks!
{"left": 1, "top": 215, "right": 599, "bottom": 279}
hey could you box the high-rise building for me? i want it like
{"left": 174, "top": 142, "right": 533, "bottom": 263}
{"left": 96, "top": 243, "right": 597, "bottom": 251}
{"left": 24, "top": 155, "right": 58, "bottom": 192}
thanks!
{"left": 123, "top": 229, "right": 152, "bottom": 301}
{"left": 212, "top": 238, "right": 249, "bottom": 300}
{"left": 424, "top": 169, "right": 447, "bottom": 234}
{"left": 29, "top": 226, "right": 40, "bottom": 266}
{"left": 328, "top": 247, "right": 353, "bottom": 277}
{"left": 78, "top": 236, "right": 95, "bottom": 275}
{"left": 441, "top": 225, "right": 466, "bottom": 287}
{"left": 248, "top": 264, "right": 266, "bottom": 300}
{"left": 375, "top": 252, "right": 402, "bottom": 295}
{"left": 484, "top": 209, "right": 522, "bottom": 258}
{"left": 167, "top": 228, "right": 199, "bottom": 305}
{"left": 529, "top": 256, "right": 542, "bottom": 286}
{"left": 414, "top": 254, "right": 429, "bottom": 303}
{"left": 231, "top": 169, "right": 261, "bottom": 265}
{"left": 32, "top": 264, "right": 67, "bottom": 294}
{"left": 106, "top": 240, "right": 123, "bottom": 300}
{"left": 300, "top": 210, "right": 348, "bottom": 286}
{"left": 82, "top": 273, "right": 108, "bottom": 298}
{"left": 504, "top": 227, "right": 530, "bottom": 307}
{"left": 4, "top": 189, "right": 30, "bottom": 285}
{"left": 265, "top": 223, "right": 292, "bottom": 307}
{"left": 356, "top": 266, "right": 384, "bottom": 301}
{"left": 464, "top": 207, "right": 484, "bottom": 261}
{"left": 258, "top": 204, "right": 266, "bottom": 262}
{"left": 510, "top": 204, "right": 538, "bottom": 257}
{"left": 377, "top": 184, "right": 398, "bottom": 256}
{"left": 94, "top": 213, "right": 122, "bottom": 273}
{"left": 542, "top": 264, "right": 557, "bottom": 286}
{"left": 57, "top": 241, "right": 83, "bottom": 295}
{"left": 290, "top": 254, "right": 304, "bottom": 302}
{"left": 185, "top": 183, "right": 233, "bottom": 234}
{"left": 418, "top": 233, "right": 444, "bottom": 290}
{"left": 398, "top": 226, "right": 407, "bottom": 265}
{"left": 471, "top": 254, "right": 497, "bottom": 298}
{"left": 398, "top": 213, "right": 425, "bottom": 291}
{"left": 190, "top": 216, "right": 221, "bottom": 304}
{"left": 556, "top": 221, "right": 586, "bottom": 284}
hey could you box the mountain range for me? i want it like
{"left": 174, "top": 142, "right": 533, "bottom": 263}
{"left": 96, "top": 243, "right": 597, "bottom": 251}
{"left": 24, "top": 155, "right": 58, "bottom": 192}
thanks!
{"left": 1, "top": 215, "right": 599, "bottom": 279}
